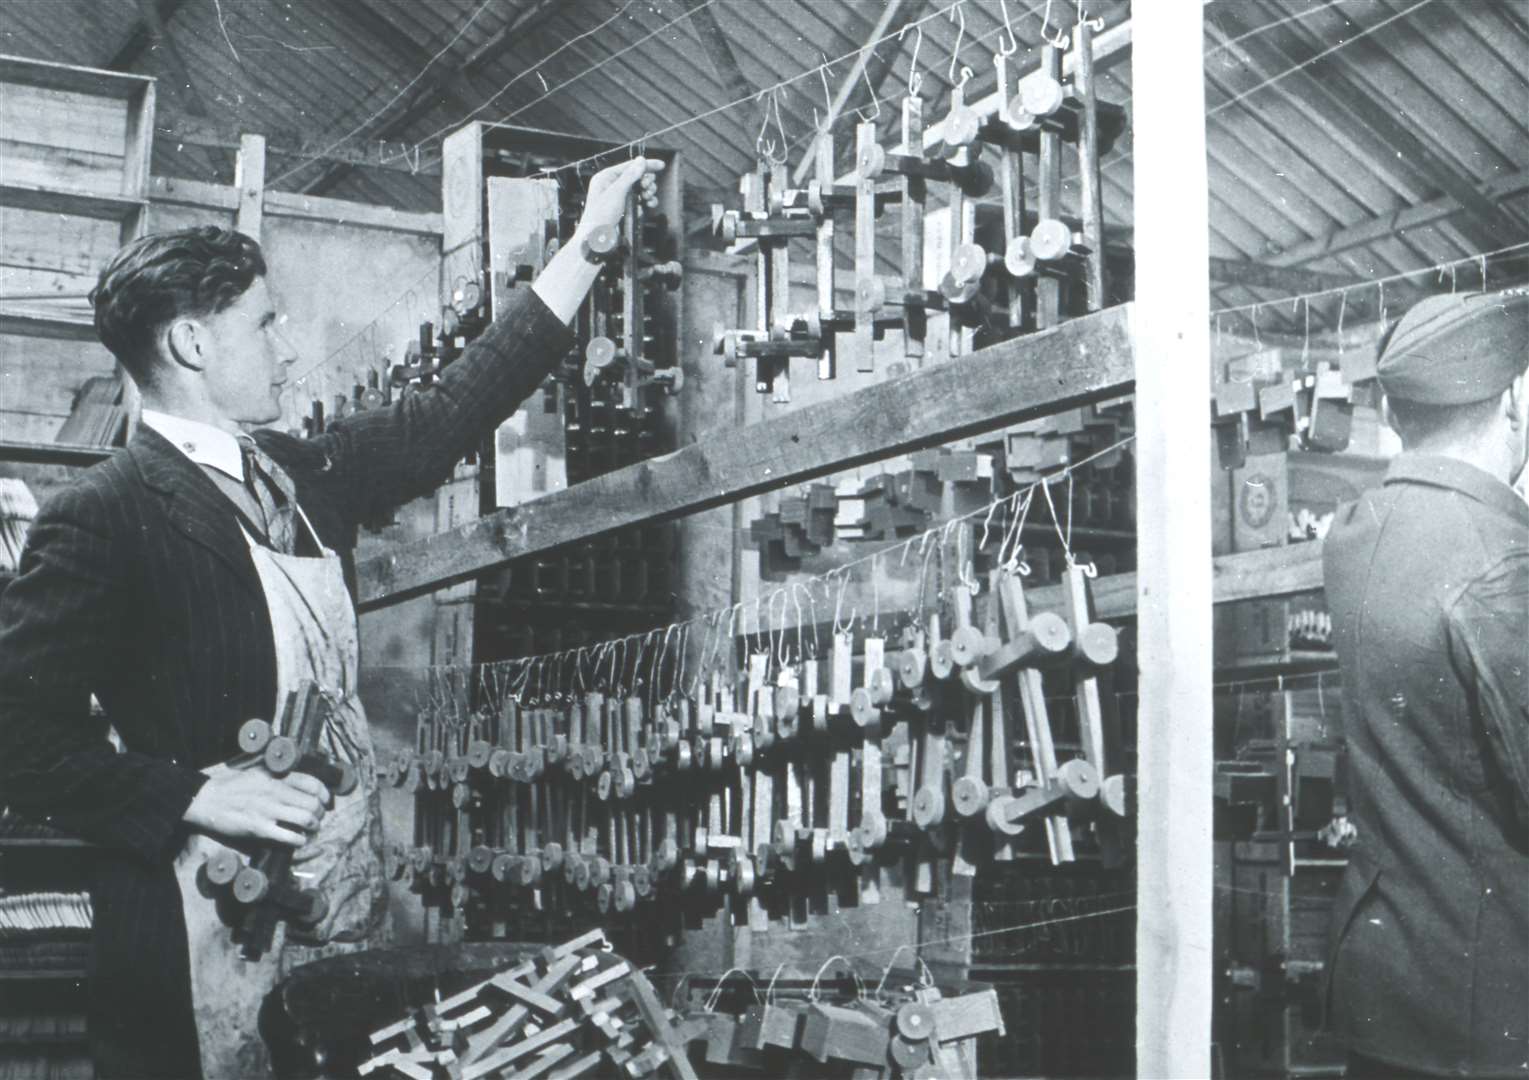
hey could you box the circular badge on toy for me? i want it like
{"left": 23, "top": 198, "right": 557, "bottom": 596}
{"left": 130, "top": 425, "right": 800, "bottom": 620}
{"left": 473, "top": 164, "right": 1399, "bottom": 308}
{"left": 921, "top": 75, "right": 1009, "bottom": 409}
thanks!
{"left": 1240, "top": 473, "right": 1275, "bottom": 529}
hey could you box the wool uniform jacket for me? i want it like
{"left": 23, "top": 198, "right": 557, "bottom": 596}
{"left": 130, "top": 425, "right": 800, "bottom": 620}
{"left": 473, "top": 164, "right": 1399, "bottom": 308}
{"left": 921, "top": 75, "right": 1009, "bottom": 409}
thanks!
{"left": 1323, "top": 454, "right": 1529, "bottom": 1078}
{"left": 0, "top": 288, "right": 573, "bottom": 1079}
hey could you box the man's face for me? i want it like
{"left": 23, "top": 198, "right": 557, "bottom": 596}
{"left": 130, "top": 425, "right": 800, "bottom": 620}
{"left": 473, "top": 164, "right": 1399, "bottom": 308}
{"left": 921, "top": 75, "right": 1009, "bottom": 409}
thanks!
{"left": 197, "top": 277, "right": 297, "bottom": 426}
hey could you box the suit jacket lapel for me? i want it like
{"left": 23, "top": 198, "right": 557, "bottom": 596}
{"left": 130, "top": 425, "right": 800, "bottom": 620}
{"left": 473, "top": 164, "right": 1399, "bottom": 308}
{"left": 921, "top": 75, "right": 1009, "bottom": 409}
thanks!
{"left": 128, "top": 427, "right": 265, "bottom": 602}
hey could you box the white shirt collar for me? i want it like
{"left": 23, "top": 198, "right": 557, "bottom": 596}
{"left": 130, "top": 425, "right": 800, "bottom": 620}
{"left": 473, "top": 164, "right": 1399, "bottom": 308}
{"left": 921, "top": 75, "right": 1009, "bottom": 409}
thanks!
{"left": 141, "top": 410, "right": 246, "bottom": 482}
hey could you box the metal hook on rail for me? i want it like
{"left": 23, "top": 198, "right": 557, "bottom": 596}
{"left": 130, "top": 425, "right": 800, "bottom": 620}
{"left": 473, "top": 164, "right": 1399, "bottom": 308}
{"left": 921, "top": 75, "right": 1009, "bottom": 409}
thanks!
{"left": 852, "top": 54, "right": 881, "bottom": 123}
{"left": 1040, "top": 0, "right": 1070, "bottom": 49}
{"left": 947, "top": 1, "right": 967, "bottom": 82}
{"left": 898, "top": 22, "right": 924, "bottom": 98}
{"left": 996, "top": 0, "right": 1019, "bottom": 56}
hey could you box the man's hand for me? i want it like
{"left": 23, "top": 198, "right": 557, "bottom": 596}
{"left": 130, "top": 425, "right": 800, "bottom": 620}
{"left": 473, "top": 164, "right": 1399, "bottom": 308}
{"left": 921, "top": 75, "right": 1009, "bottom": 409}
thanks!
{"left": 576, "top": 157, "right": 664, "bottom": 237}
{"left": 183, "top": 768, "right": 331, "bottom": 847}
{"left": 533, "top": 157, "right": 663, "bottom": 325}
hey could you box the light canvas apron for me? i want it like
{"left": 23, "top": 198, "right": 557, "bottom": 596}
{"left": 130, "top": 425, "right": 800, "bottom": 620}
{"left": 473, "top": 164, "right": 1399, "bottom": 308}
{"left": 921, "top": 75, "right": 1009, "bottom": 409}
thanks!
{"left": 171, "top": 506, "right": 386, "bottom": 1078}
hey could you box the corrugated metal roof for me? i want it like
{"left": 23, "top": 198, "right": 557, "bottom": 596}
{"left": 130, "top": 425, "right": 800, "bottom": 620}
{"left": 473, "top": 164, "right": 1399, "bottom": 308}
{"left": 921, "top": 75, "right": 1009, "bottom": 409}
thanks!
{"left": 2, "top": 0, "right": 1525, "bottom": 332}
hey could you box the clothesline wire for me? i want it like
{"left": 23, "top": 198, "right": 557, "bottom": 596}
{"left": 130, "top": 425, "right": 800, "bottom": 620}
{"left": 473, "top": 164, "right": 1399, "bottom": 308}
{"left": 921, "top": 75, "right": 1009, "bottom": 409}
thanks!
{"left": 407, "top": 431, "right": 1137, "bottom": 695}
{"left": 281, "top": 0, "right": 1426, "bottom": 393}
{"left": 266, "top": 0, "right": 497, "bottom": 188}
{"left": 1207, "top": 240, "right": 1529, "bottom": 319}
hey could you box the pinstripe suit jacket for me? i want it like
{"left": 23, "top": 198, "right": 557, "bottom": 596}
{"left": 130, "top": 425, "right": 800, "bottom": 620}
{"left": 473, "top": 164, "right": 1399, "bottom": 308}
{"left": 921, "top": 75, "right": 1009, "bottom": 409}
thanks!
{"left": 0, "top": 288, "right": 572, "bottom": 1078}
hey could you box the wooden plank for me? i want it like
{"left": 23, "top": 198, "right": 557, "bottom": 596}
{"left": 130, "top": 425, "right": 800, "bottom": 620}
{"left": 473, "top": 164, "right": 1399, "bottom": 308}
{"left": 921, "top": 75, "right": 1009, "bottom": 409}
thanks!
{"left": 0, "top": 308, "right": 97, "bottom": 341}
{"left": 1133, "top": 5, "right": 1214, "bottom": 1079}
{"left": 1062, "top": 542, "right": 1324, "bottom": 620}
{"left": 0, "top": 53, "right": 154, "bottom": 99}
{"left": 0, "top": 84, "right": 127, "bottom": 158}
{"left": 1211, "top": 7, "right": 1523, "bottom": 247}
{"left": 1269, "top": 168, "right": 1529, "bottom": 270}
{"left": 1207, "top": 257, "right": 1362, "bottom": 295}
{"left": 147, "top": 176, "right": 443, "bottom": 237}
{"left": 0, "top": 183, "right": 145, "bottom": 223}
{"left": 235, "top": 134, "right": 266, "bottom": 240}
{"left": 0, "top": 440, "right": 113, "bottom": 467}
{"left": 681, "top": 0, "right": 753, "bottom": 102}
{"left": 356, "top": 303, "right": 1137, "bottom": 609}
{"left": 0, "top": 140, "right": 126, "bottom": 197}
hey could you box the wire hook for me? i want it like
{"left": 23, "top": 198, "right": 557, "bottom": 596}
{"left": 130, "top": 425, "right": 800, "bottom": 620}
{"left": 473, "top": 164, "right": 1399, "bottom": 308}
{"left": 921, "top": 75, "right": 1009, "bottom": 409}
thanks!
{"left": 1041, "top": 0, "right": 1071, "bottom": 49}
{"left": 771, "top": 87, "right": 790, "bottom": 166}
{"left": 852, "top": 51, "right": 882, "bottom": 123}
{"left": 948, "top": 1, "right": 967, "bottom": 83}
{"left": 816, "top": 54, "right": 834, "bottom": 132}
{"left": 898, "top": 22, "right": 924, "bottom": 98}
{"left": 996, "top": 0, "right": 1019, "bottom": 56}
{"left": 756, "top": 88, "right": 776, "bottom": 162}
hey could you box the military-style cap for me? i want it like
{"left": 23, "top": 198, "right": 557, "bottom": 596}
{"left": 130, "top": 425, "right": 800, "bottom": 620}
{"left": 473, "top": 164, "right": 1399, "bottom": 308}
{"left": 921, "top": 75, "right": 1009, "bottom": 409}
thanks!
{"left": 1377, "top": 290, "right": 1528, "bottom": 405}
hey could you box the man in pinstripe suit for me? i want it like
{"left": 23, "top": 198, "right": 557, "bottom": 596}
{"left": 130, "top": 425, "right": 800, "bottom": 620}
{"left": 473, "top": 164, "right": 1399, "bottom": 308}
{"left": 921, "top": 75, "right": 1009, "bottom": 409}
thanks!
{"left": 0, "top": 157, "right": 659, "bottom": 1078}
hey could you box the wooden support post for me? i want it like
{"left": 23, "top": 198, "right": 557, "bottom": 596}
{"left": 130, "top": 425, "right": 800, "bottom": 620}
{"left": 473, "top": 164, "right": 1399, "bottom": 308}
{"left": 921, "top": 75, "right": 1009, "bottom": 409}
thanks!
{"left": 1035, "top": 46, "right": 1063, "bottom": 330}
{"left": 1132, "top": 5, "right": 1214, "bottom": 1079}
{"left": 235, "top": 133, "right": 266, "bottom": 241}
{"left": 1074, "top": 21, "right": 1106, "bottom": 311}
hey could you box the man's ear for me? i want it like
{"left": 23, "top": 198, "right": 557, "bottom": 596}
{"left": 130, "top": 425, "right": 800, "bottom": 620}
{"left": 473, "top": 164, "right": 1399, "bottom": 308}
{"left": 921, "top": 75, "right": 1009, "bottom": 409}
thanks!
{"left": 1504, "top": 374, "right": 1526, "bottom": 429}
{"left": 165, "top": 318, "right": 206, "bottom": 372}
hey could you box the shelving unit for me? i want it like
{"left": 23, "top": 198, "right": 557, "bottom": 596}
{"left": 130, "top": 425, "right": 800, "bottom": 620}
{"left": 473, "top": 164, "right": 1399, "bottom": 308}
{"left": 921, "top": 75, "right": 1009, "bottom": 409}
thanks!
{"left": 0, "top": 53, "right": 154, "bottom": 461}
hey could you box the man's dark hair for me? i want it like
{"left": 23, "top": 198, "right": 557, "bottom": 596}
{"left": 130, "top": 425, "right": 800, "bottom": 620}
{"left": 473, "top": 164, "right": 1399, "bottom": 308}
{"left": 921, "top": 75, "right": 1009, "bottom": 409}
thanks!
{"left": 90, "top": 226, "right": 266, "bottom": 384}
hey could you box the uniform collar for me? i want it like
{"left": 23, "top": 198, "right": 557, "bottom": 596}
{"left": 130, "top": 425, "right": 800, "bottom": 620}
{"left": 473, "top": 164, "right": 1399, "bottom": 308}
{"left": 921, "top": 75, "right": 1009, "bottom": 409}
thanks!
{"left": 140, "top": 410, "right": 246, "bottom": 483}
{"left": 1385, "top": 452, "right": 1529, "bottom": 526}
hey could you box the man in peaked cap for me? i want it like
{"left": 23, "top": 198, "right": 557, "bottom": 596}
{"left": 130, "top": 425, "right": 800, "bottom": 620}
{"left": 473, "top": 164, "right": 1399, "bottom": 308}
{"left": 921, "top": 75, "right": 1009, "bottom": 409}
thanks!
{"left": 1322, "top": 289, "right": 1528, "bottom": 1078}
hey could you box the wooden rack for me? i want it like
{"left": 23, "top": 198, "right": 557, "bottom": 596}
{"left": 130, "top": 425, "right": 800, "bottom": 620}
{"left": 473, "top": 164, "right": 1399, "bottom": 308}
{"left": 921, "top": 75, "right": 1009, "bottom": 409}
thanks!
{"left": 362, "top": 10, "right": 1220, "bottom": 1074}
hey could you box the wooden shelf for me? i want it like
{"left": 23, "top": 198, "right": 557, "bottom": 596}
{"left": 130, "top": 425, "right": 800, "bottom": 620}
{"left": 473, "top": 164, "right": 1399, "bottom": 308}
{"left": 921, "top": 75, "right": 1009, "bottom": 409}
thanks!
{"left": 0, "top": 838, "right": 91, "bottom": 850}
{"left": 1020, "top": 521, "right": 1135, "bottom": 544}
{"left": 0, "top": 441, "right": 114, "bottom": 467}
{"left": 0, "top": 306, "right": 97, "bottom": 342}
{"left": 0, "top": 183, "right": 146, "bottom": 223}
{"left": 1215, "top": 649, "right": 1338, "bottom": 681}
{"left": 0, "top": 53, "right": 153, "bottom": 99}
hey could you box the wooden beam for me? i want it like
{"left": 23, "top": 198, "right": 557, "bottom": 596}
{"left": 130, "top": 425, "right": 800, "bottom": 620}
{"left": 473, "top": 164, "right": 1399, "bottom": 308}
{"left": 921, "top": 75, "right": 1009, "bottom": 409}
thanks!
{"left": 791, "top": 0, "right": 911, "bottom": 186}
{"left": 128, "top": 0, "right": 221, "bottom": 177}
{"left": 149, "top": 175, "right": 443, "bottom": 237}
{"left": 681, "top": 0, "right": 754, "bottom": 102}
{"left": 729, "top": 543, "right": 1325, "bottom": 647}
{"left": 1207, "top": 257, "right": 1363, "bottom": 294}
{"left": 1209, "top": 6, "right": 1524, "bottom": 249}
{"left": 300, "top": 0, "right": 559, "bottom": 197}
{"left": 104, "top": 0, "right": 189, "bottom": 71}
{"left": 355, "top": 303, "right": 1138, "bottom": 609}
{"left": 234, "top": 134, "right": 265, "bottom": 240}
{"left": 1134, "top": 5, "right": 1214, "bottom": 1079}
{"left": 1078, "top": 541, "right": 1323, "bottom": 621}
{"left": 1268, "top": 168, "right": 1529, "bottom": 269}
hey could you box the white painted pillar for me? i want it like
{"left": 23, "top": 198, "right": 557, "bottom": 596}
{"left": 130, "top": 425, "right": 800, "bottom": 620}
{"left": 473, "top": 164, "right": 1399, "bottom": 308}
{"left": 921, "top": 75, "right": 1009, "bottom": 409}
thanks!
{"left": 1132, "top": 4, "right": 1215, "bottom": 1078}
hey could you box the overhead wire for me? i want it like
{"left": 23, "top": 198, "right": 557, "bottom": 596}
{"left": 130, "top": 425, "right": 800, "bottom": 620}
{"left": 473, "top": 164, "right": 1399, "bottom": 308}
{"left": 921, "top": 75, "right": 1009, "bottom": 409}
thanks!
{"left": 266, "top": 0, "right": 498, "bottom": 187}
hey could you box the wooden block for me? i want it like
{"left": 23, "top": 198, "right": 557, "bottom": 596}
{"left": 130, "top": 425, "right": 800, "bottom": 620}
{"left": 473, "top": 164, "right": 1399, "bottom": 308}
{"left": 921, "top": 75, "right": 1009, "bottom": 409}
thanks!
{"left": 800, "top": 1002, "right": 890, "bottom": 1066}
{"left": 1214, "top": 379, "right": 1259, "bottom": 417}
{"left": 461, "top": 1017, "right": 579, "bottom": 1080}
{"left": 569, "top": 959, "right": 630, "bottom": 1001}
{"left": 462, "top": 954, "right": 581, "bottom": 1067}
{"left": 507, "top": 1044, "right": 576, "bottom": 1080}
{"left": 495, "top": 978, "right": 567, "bottom": 1017}
{"left": 929, "top": 989, "right": 1006, "bottom": 1042}
{"left": 546, "top": 1050, "right": 604, "bottom": 1080}
{"left": 624, "top": 966, "right": 703, "bottom": 1080}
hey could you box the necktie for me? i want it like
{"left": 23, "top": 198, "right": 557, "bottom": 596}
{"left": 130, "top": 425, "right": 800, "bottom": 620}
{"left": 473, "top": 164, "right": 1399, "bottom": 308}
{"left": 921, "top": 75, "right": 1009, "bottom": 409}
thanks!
{"left": 236, "top": 436, "right": 298, "bottom": 554}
